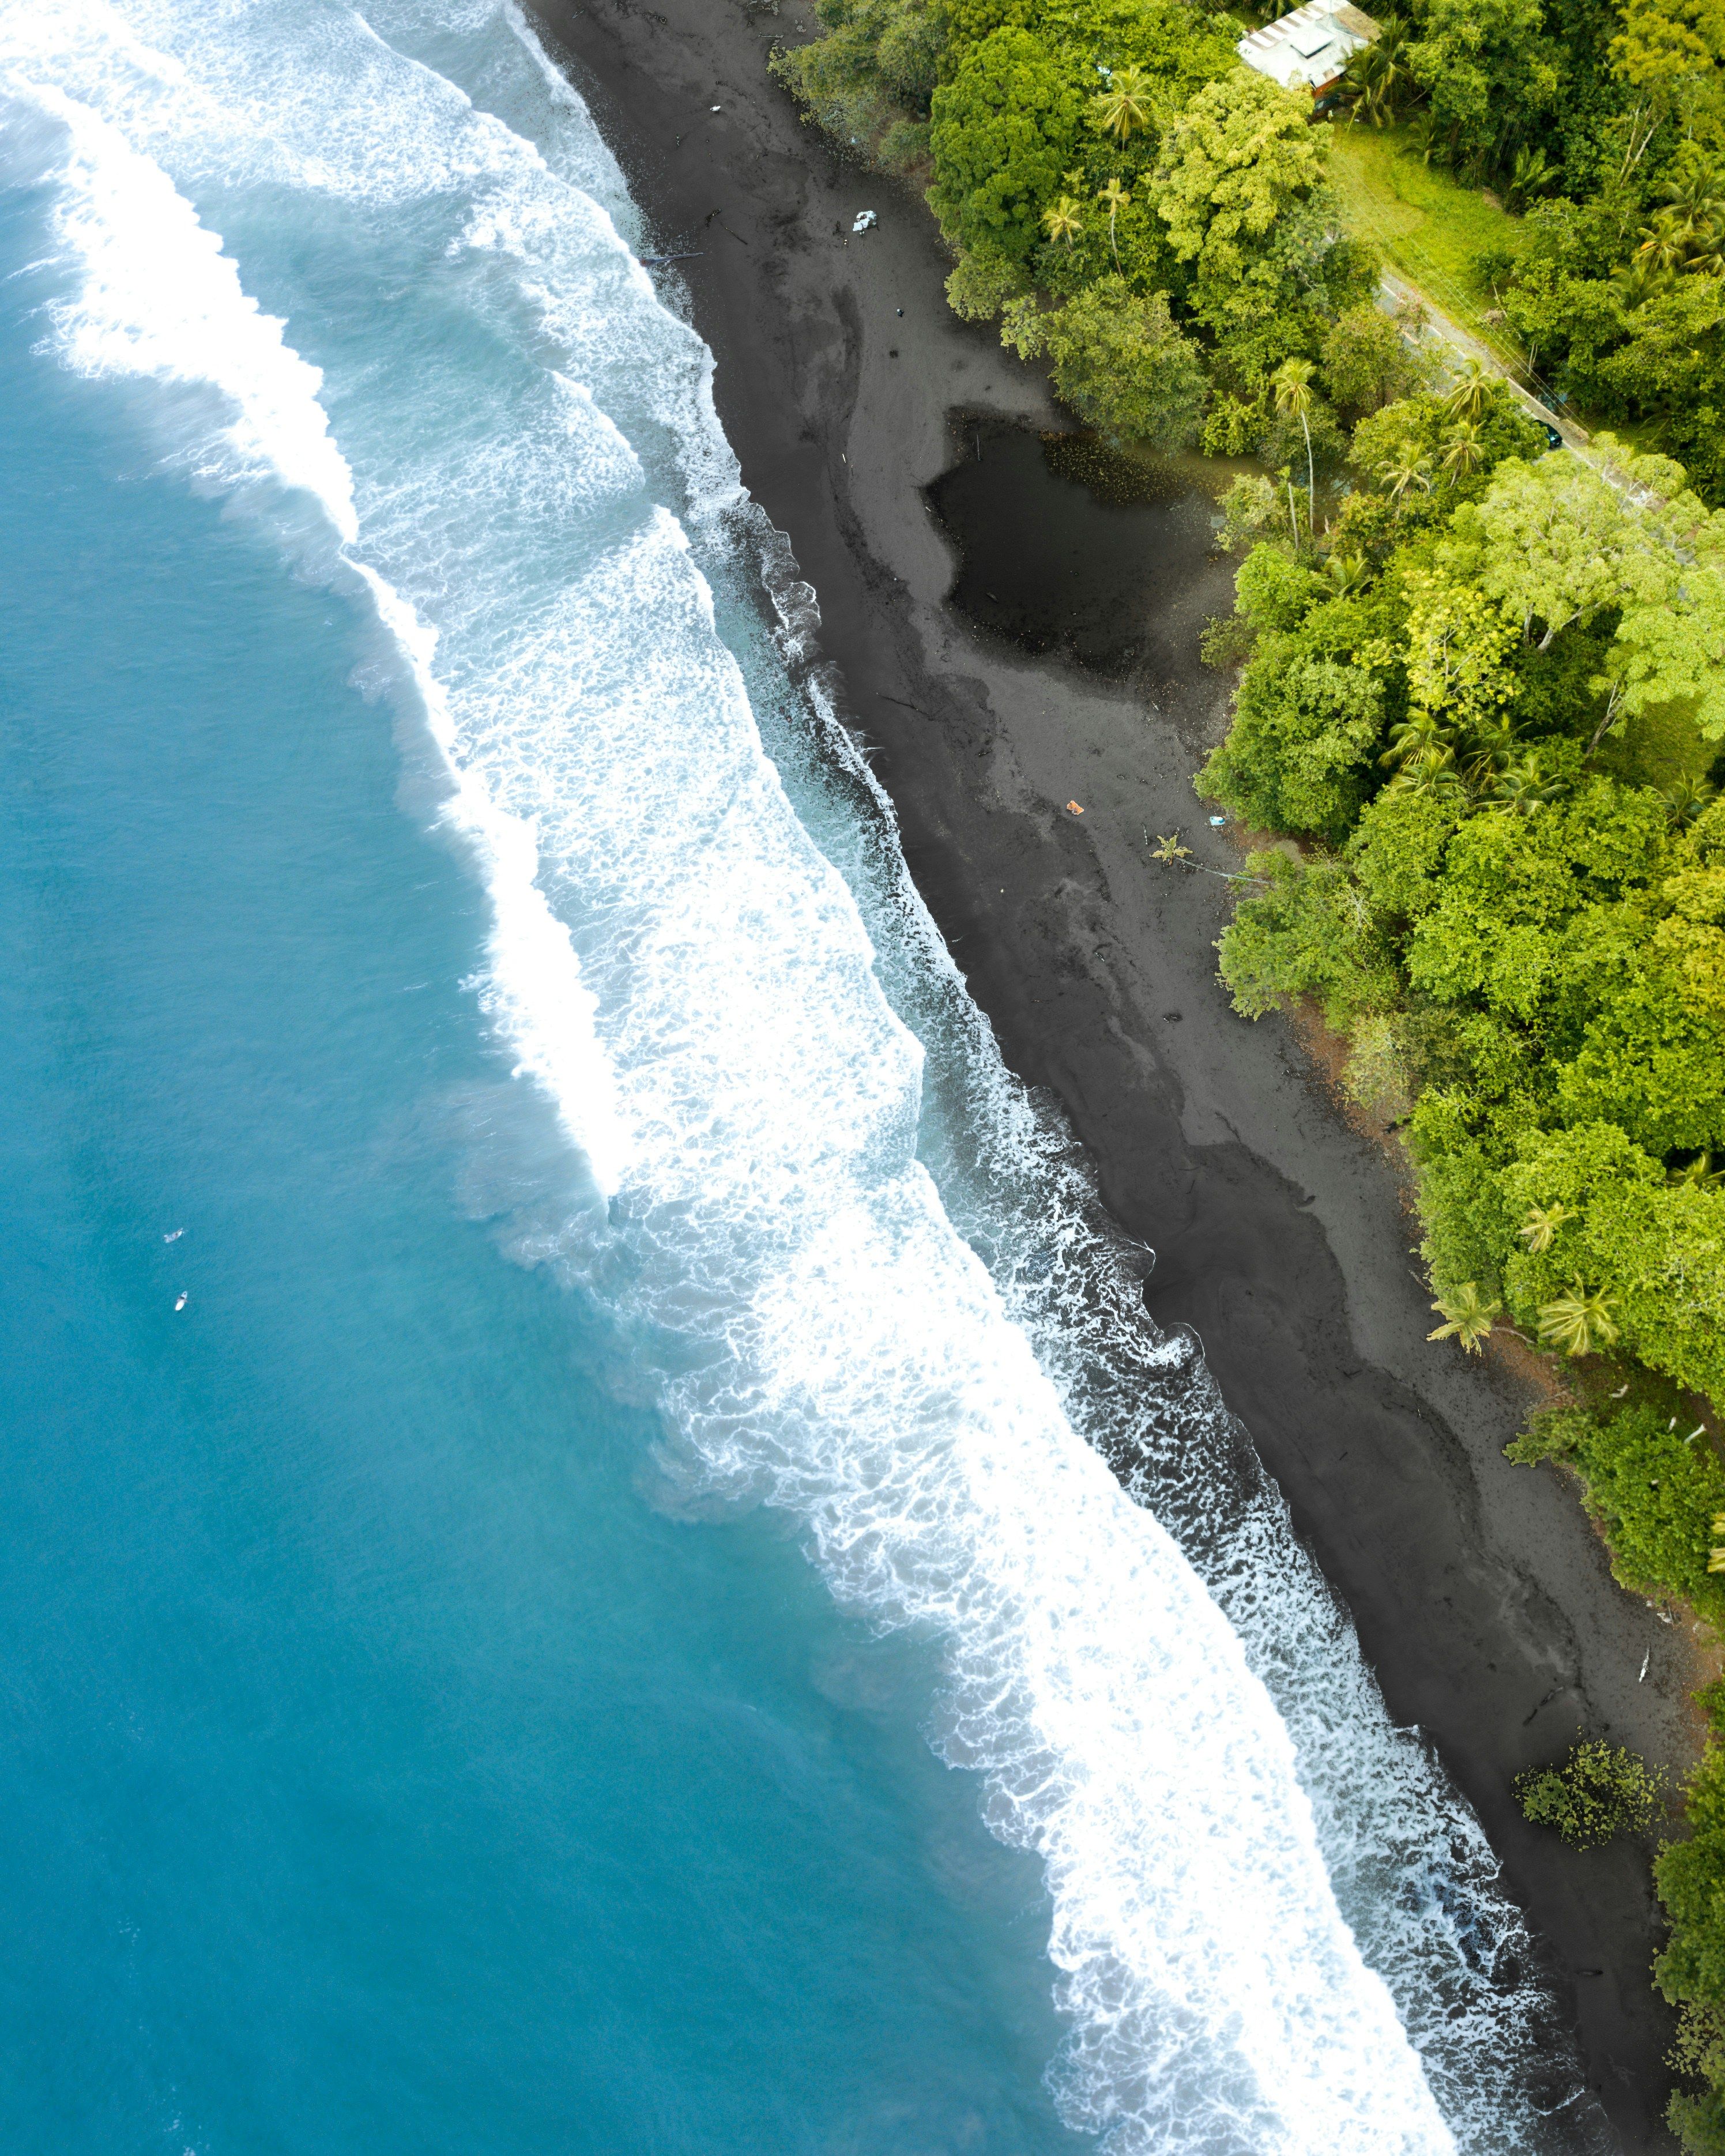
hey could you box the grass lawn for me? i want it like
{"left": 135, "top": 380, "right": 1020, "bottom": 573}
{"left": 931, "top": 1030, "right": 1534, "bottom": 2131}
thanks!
{"left": 1325, "top": 124, "right": 1524, "bottom": 367}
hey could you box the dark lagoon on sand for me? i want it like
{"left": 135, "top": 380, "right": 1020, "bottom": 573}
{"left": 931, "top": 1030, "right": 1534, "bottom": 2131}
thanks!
{"left": 0, "top": 4, "right": 1633, "bottom": 2150}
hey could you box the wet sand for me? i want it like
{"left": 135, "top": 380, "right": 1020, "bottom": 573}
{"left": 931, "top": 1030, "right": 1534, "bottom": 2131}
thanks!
{"left": 529, "top": 2, "right": 1697, "bottom": 2140}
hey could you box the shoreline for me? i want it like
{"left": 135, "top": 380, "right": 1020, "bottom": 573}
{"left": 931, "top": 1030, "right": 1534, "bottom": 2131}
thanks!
{"left": 532, "top": 2, "right": 1695, "bottom": 2139}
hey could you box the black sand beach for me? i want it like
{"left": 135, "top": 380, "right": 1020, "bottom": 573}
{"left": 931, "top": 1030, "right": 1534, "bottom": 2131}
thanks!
{"left": 530, "top": 3, "right": 1700, "bottom": 2139}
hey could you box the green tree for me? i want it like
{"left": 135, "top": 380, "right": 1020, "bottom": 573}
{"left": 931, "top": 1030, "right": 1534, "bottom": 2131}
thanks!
{"left": 1409, "top": 1085, "right": 1530, "bottom": 1299}
{"left": 929, "top": 28, "right": 1084, "bottom": 262}
{"left": 771, "top": 0, "right": 948, "bottom": 149}
{"left": 1509, "top": 1400, "right": 1725, "bottom": 1618}
{"left": 1272, "top": 356, "right": 1319, "bottom": 535}
{"left": 1399, "top": 571, "right": 1519, "bottom": 731}
{"left": 1516, "top": 1735, "right": 1668, "bottom": 1845}
{"left": 1148, "top": 67, "right": 1334, "bottom": 355}
{"left": 1234, "top": 542, "right": 1325, "bottom": 632}
{"left": 1555, "top": 971, "right": 1725, "bottom": 1154}
{"left": 1214, "top": 850, "right": 1402, "bottom": 1024}
{"left": 1199, "top": 639, "right": 1388, "bottom": 837}
{"left": 944, "top": 248, "right": 1031, "bottom": 321}
{"left": 1610, "top": 564, "right": 1725, "bottom": 741}
{"left": 1403, "top": 0, "right": 1559, "bottom": 171}
{"left": 1611, "top": 0, "right": 1725, "bottom": 148}
{"left": 1460, "top": 453, "right": 1669, "bottom": 651}
{"left": 1658, "top": 1726, "right": 1725, "bottom": 2151}
{"left": 1000, "top": 277, "right": 1207, "bottom": 446}
{"left": 1349, "top": 784, "right": 1466, "bottom": 920}
{"left": 1320, "top": 303, "right": 1429, "bottom": 419}
{"left": 1403, "top": 779, "right": 1663, "bottom": 1020}
{"left": 1428, "top": 1279, "right": 1503, "bottom": 1349}
{"left": 1090, "top": 60, "right": 1156, "bottom": 145}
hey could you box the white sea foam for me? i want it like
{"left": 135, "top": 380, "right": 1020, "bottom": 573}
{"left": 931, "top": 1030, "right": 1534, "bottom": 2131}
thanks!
{"left": 1, "top": 38, "right": 627, "bottom": 1197}
{"left": 0, "top": 4, "right": 1605, "bottom": 2149}
{"left": 13, "top": 80, "right": 356, "bottom": 537}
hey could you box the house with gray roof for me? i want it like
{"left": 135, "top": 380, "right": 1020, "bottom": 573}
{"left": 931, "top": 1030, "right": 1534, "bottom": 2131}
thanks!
{"left": 1236, "top": 2, "right": 1381, "bottom": 97}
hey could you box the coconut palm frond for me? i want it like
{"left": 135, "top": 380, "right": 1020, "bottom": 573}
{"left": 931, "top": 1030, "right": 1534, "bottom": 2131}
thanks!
{"left": 1429, "top": 1281, "right": 1503, "bottom": 1353}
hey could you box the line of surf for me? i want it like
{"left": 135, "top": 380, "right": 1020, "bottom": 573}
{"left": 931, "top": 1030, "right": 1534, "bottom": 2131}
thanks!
{"left": 0, "top": 3, "right": 1569, "bottom": 2146}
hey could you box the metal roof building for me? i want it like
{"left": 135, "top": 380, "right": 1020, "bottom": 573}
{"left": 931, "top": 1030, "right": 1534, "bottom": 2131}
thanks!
{"left": 1236, "top": 2, "right": 1381, "bottom": 95}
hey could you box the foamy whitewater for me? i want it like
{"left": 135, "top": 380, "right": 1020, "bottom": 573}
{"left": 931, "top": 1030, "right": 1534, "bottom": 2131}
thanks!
{"left": 0, "top": 3, "right": 1606, "bottom": 2148}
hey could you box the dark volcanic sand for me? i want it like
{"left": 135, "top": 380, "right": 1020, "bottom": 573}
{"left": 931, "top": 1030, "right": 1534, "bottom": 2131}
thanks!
{"left": 529, "top": 3, "right": 1698, "bottom": 2142}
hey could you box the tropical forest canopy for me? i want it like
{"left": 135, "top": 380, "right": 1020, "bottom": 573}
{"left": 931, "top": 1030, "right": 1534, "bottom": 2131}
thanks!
{"left": 777, "top": 0, "right": 1725, "bottom": 487}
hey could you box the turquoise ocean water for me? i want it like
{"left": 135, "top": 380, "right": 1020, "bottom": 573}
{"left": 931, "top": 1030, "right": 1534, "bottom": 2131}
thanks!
{"left": 0, "top": 7, "right": 1609, "bottom": 2151}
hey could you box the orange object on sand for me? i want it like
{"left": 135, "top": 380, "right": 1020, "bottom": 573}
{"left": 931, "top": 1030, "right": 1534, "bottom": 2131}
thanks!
{"left": 1067, "top": 800, "right": 1084, "bottom": 815}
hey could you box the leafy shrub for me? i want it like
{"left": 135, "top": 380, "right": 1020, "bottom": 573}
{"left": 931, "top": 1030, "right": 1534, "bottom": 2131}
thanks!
{"left": 1406, "top": 1089, "right": 1524, "bottom": 1300}
{"left": 1508, "top": 1401, "right": 1725, "bottom": 1622}
{"left": 1319, "top": 302, "right": 1432, "bottom": 420}
{"left": 943, "top": 248, "right": 1028, "bottom": 321}
{"left": 1515, "top": 1735, "right": 1669, "bottom": 1847}
{"left": 1215, "top": 851, "right": 1400, "bottom": 1027}
{"left": 1670, "top": 2082, "right": 1725, "bottom": 2156}
{"left": 1662, "top": 1741, "right": 1725, "bottom": 2149}
{"left": 770, "top": 0, "right": 946, "bottom": 159}
{"left": 1342, "top": 1012, "right": 1416, "bottom": 1122}
{"left": 1001, "top": 278, "right": 1207, "bottom": 447}
{"left": 1233, "top": 542, "right": 1323, "bottom": 633}
{"left": 1199, "top": 611, "right": 1254, "bottom": 669}
{"left": 1199, "top": 643, "right": 1385, "bottom": 839}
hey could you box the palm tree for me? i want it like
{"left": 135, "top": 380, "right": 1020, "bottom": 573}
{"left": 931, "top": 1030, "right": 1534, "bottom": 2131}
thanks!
{"left": 1536, "top": 1283, "right": 1620, "bottom": 1357}
{"left": 1517, "top": 1201, "right": 1575, "bottom": 1254}
{"left": 1438, "top": 420, "right": 1485, "bottom": 485}
{"left": 1340, "top": 25, "right": 1413, "bottom": 130}
{"left": 1429, "top": 1281, "right": 1502, "bottom": 1354}
{"left": 1659, "top": 166, "right": 1725, "bottom": 231}
{"left": 1656, "top": 167, "right": 1725, "bottom": 272}
{"left": 1492, "top": 756, "right": 1565, "bottom": 811}
{"left": 1325, "top": 551, "right": 1370, "bottom": 595}
{"left": 1506, "top": 144, "right": 1555, "bottom": 212}
{"left": 1271, "top": 357, "right": 1317, "bottom": 534}
{"left": 1379, "top": 450, "right": 1433, "bottom": 502}
{"left": 1380, "top": 710, "right": 1452, "bottom": 772}
{"left": 1441, "top": 358, "right": 1494, "bottom": 426}
{"left": 1399, "top": 756, "right": 1470, "bottom": 804}
{"left": 1097, "top": 178, "right": 1130, "bottom": 272}
{"left": 1091, "top": 63, "right": 1154, "bottom": 147}
{"left": 1664, "top": 775, "right": 1719, "bottom": 827}
{"left": 1460, "top": 709, "right": 1517, "bottom": 785}
{"left": 1610, "top": 255, "right": 1667, "bottom": 312}
{"left": 1686, "top": 227, "right": 1725, "bottom": 276}
{"left": 1404, "top": 110, "right": 1441, "bottom": 164}
{"left": 1636, "top": 209, "right": 1693, "bottom": 277}
{"left": 1041, "top": 194, "right": 1083, "bottom": 248}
